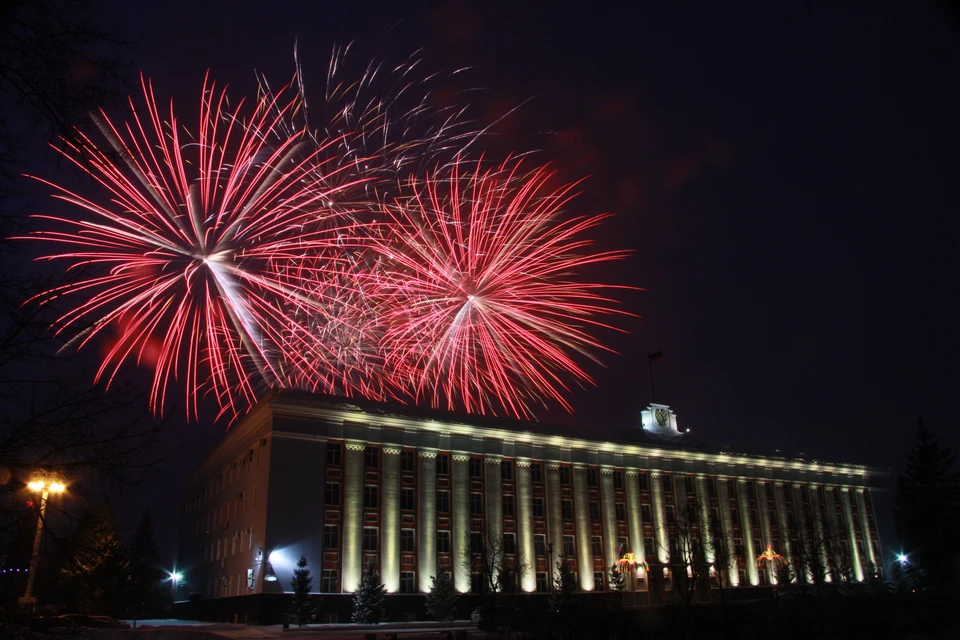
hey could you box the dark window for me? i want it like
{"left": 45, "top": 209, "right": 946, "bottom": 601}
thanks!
{"left": 753, "top": 539, "right": 762, "bottom": 555}
{"left": 363, "top": 485, "right": 379, "bottom": 509}
{"left": 594, "top": 572, "right": 605, "bottom": 591}
{"left": 436, "top": 454, "right": 449, "bottom": 475}
{"left": 684, "top": 476, "right": 694, "bottom": 494}
{"left": 504, "top": 533, "right": 516, "bottom": 555}
{"left": 536, "top": 572, "right": 548, "bottom": 593}
{"left": 708, "top": 479, "right": 717, "bottom": 497}
{"left": 615, "top": 503, "right": 627, "bottom": 522}
{"left": 438, "top": 531, "right": 451, "bottom": 553}
{"left": 323, "top": 525, "right": 339, "bottom": 549}
{"left": 734, "top": 538, "right": 743, "bottom": 555}
{"left": 560, "top": 467, "right": 572, "bottom": 485}
{"left": 562, "top": 499, "right": 574, "bottom": 520}
{"left": 738, "top": 569, "right": 747, "bottom": 585}
{"left": 503, "top": 495, "right": 515, "bottom": 517}
{"left": 531, "top": 463, "right": 543, "bottom": 483}
{"left": 800, "top": 485, "right": 808, "bottom": 501}
{"left": 591, "top": 536, "right": 602, "bottom": 556}
{"left": 401, "top": 450, "right": 416, "bottom": 473}
{"left": 587, "top": 469, "right": 599, "bottom": 488}
{"left": 614, "top": 470, "right": 624, "bottom": 489}
{"left": 325, "top": 482, "right": 340, "bottom": 506}
{"left": 644, "top": 537, "right": 655, "bottom": 557}
{"left": 501, "top": 461, "right": 514, "bottom": 481}
{"left": 437, "top": 490, "right": 450, "bottom": 513}
{"left": 563, "top": 535, "right": 576, "bottom": 558}
{"left": 666, "top": 505, "right": 675, "bottom": 523}
{"left": 363, "top": 527, "right": 378, "bottom": 551}
{"left": 663, "top": 475, "right": 673, "bottom": 493}
{"left": 534, "top": 534, "right": 547, "bottom": 556}
{"left": 471, "top": 493, "right": 483, "bottom": 515}
{"left": 326, "top": 442, "right": 342, "bottom": 465}
{"left": 401, "top": 529, "right": 415, "bottom": 552}
{"left": 471, "top": 532, "right": 484, "bottom": 554}
{"left": 589, "top": 501, "right": 601, "bottom": 521}
{"left": 400, "top": 572, "right": 416, "bottom": 594}
{"left": 710, "top": 507, "right": 720, "bottom": 527}
{"left": 746, "top": 482, "right": 755, "bottom": 498}
{"left": 401, "top": 488, "right": 415, "bottom": 511}
{"left": 751, "top": 509, "right": 758, "bottom": 525}
{"left": 364, "top": 446, "right": 379, "bottom": 469}
{"left": 731, "top": 509, "right": 739, "bottom": 525}
{"left": 321, "top": 569, "right": 338, "bottom": 593}
{"left": 639, "top": 473, "right": 650, "bottom": 491}
{"left": 533, "top": 497, "right": 545, "bottom": 518}
{"left": 471, "top": 573, "right": 484, "bottom": 594}
{"left": 470, "top": 457, "right": 483, "bottom": 478}
{"left": 641, "top": 504, "right": 652, "bottom": 523}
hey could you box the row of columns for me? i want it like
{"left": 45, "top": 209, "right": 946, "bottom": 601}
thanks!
{"left": 339, "top": 444, "right": 878, "bottom": 593}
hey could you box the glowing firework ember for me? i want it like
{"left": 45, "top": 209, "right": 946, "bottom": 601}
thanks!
{"left": 370, "top": 156, "right": 634, "bottom": 419}
{"left": 25, "top": 73, "right": 363, "bottom": 420}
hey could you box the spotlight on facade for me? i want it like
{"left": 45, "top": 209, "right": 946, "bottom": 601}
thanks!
{"left": 170, "top": 572, "right": 182, "bottom": 582}
{"left": 897, "top": 553, "right": 908, "bottom": 564}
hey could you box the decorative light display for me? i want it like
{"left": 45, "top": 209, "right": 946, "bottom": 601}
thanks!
{"left": 756, "top": 544, "right": 786, "bottom": 568}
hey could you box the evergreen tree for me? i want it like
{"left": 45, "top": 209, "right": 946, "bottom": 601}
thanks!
{"left": 425, "top": 572, "right": 458, "bottom": 621}
{"left": 608, "top": 565, "right": 626, "bottom": 592}
{"left": 290, "top": 555, "right": 315, "bottom": 627}
{"left": 352, "top": 560, "right": 386, "bottom": 624}
{"left": 894, "top": 416, "right": 960, "bottom": 590}
{"left": 60, "top": 501, "right": 129, "bottom": 615}
{"left": 128, "top": 510, "right": 164, "bottom": 619}
{"left": 553, "top": 558, "right": 577, "bottom": 604}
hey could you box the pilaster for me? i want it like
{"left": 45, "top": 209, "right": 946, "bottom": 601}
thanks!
{"left": 381, "top": 446, "right": 401, "bottom": 592}
{"left": 418, "top": 450, "right": 437, "bottom": 592}
{"left": 545, "top": 463, "right": 563, "bottom": 586}
{"left": 736, "top": 479, "right": 758, "bottom": 585}
{"left": 840, "top": 487, "right": 863, "bottom": 581}
{"left": 452, "top": 454, "right": 471, "bottom": 593}
{"left": 600, "top": 467, "right": 619, "bottom": 571}
{"left": 516, "top": 460, "right": 536, "bottom": 592}
{"left": 573, "top": 466, "right": 594, "bottom": 591}
{"left": 342, "top": 442, "right": 365, "bottom": 592}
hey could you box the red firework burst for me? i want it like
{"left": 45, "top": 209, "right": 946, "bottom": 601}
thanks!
{"left": 24, "top": 73, "right": 362, "bottom": 420}
{"left": 371, "top": 157, "right": 635, "bottom": 419}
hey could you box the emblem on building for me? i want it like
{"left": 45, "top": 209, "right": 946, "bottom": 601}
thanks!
{"left": 655, "top": 408, "right": 668, "bottom": 426}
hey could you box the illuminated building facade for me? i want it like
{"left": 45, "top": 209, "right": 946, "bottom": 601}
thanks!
{"left": 177, "top": 390, "right": 889, "bottom": 617}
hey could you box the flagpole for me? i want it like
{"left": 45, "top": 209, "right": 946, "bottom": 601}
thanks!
{"left": 648, "top": 353, "right": 656, "bottom": 403}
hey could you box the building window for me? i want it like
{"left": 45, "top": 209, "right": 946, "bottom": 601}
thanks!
{"left": 470, "top": 457, "right": 483, "bottom": 478}
{"left": 663, "top": 474, "right": 673, "bottom": 493}
{"left": 666, "top": 505, "right": 675, "bottom": 523}
{"left": 438, "top": 530, "right": 451, "bottom": 553}
{"left": 503, "top": 495, "right": 515, "bottom": 517}
{"left": 731, "top": 509, "right": 739, "bottom": 525}
{"left": 436, "top": 453, "right": 450, "bottom": 475}
{"left": 641, "top": 504, "right": 652, "bottom": 523}
{"left": 401, "top": 529, "right": 415, "bottom": 552}
{"left": 536, "top": 572, "right": 549, "bottom": 593}
{"left": 471, "top": 532, "right": 484, "bottom": 554}
{"left": 471, "top": 493, "right": 483, "bottom": 515}
{"left": 589, "top": 501, "right": 601, "bottom": 521}
{"left": 401, "top": 488, "right": 416, "bottom": 511}
{"left": 594, "top": 572, "right": 605, "bottom": 591}
{"left": 614, "top": 470, "right": 624, "bottom": 489}
{"left": 533, "top": 497, "right": 545, "bottom": 518}
{"left": 591, "top": 536, "right": 602, "bottom": 557}
{"left": 321, "top": 569, "right": 338, "bottom": 593}
{"left": 504, "top": 533, "right": 517, "bottom": 555}
{"left": 501, "top": 460, "right": 514, "bottom": 481}
{"left": 708, "top": 478, "right": 717, "bottom": 497}
{"left": 401, "top": 450, "right": 416, "bottom": 473}
{"left": 747, "top": 482, "right": 755, "bottom": 498}
{"left": 586, "top": 468, "right": 598, "bottom": 488}
{"left": 471, "top": 573, "right": 484, "bottom": 594}
{"left": 644, "top": 537, "right": 655, "bottom": 558}
{"left": 617, "top": 536, "right": 629, "bottom": 556}
{"left": 325, "top": 482, "right": 340, "bottom": 506}
{"left": 437, "top": 490, "right": 450, "bottom": 513}
{"left": 563, "top": 535, "right": 576, "bottom": 558}
{"left": 364, "top": 485, "right": 379, "bottom": 509}
{"left": 363, "top": 527, "right": 378, "bottom": 551}
{"left": 738, "top": 569, "right": 747, "bottom": 586}
{"left": 639, "top": 473, "right": 650, "bottom": 491}
{"left": 323, "top": 524, "right": 339, "bottom": 549}
{"left": 734, "top": 538, "right": 743, "bottom": 555}
{"left": 400, "top": 572, "right": 416, "bottom": 594}
{"left": 684, "top": 476, "right": 694, "bottom": 494}
{"left": 560, "top": 467, "right": 572, "bottom": 485}
{"left": 710, "top": 507, "right": 720, "bottom": 527}
{"left": 562, "top": 499, "right": 574, "bottom": 520}
{"left": 326, "top": 442, "right": 342, "bottom": 465}
{"left": 615, "top": 503, "right": 627, "bottom": 522}
{"left": 534, "top": 534, "right": 547, "bottom": 556}
{"left": 364, "top": 446, "right": 379, "bottom": 469}
{"left": 531, "top": 463, "right": 543, "bottom": 483}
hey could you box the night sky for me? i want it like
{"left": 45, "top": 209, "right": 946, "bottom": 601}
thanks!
{"left": 26, "top": 0, "right": 960, "bottom": 562}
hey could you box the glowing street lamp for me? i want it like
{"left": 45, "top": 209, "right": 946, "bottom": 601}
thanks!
{"left": 19, "top": 476, "right": 66, "bottom": 610}
{"left": 897, "top": 553, "right": 908, "bottom": 565}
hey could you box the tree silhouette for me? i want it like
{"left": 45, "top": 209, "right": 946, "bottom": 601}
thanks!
{"left": 128, "top": 509, "right": 164, "bottom": 618}
{"left": 290, "top": 555, "right": 315, "bottom": 626}
{"left": 351, "top": 560, "right": 386, "bottom": 624}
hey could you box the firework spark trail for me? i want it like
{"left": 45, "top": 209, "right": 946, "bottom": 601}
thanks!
{"left": 370, "top": 156, "right": 636, "bottom": 419}
{"left": 24, "top": 72, "right": 367, "bottom": 421}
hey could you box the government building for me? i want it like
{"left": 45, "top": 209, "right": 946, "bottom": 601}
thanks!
{"left": 175, "top": 390, "right": 890, "bottom": 622}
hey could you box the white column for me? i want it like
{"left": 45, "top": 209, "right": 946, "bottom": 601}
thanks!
{"left": 484, "top": 458, "right": 502, "bottom": 570}
{"left": 717, "top": 477, "right": 738, "bottom": 586}
{"left": 418, "top": 451, "right": 437, "bottom": 592}
{"left": 516, "top": 460, "right": 536, "bottom": 592}
{"left": 755, "top": 481, "right": 774, "bottom": 584}
{"left": 695, "top": 476, "right": 715, "bottom": 564}
{"left": 840, "top": 488, "right": 863, "bottom": 581}
{"left": 545, "top": 463, "right": 563, "bottom": 585}
{"left": 452, "top": 454, "right": 471, "bottom": 593}
{"left": 599, "top": 467, "right": 619, "bottom": 572}
{"left": 736, "top": 480, "right": 759, "bottom": 585}
{"left": 342, "top": 442, "right": 365, "bottom": 592}
{"left": 823, "top": 487, "right": 843, "bottom": 577}
{"left": 625, "top": 470, "right": 644, "bottom": 564}
{"left": 572, "top": 467, "right": 594, "bottom": 591}
{"left": 790, "top": 484, "right": 812, "bottom": 583}
{"left": 807, "top": 485, "right": 830, "bottom": 582}
{"left": 381, "top": 447, "right": 401, "bottom": 592}
{"left": 650, "top": 472, "right": 669, "bottom": 565}
{"left": 854, "top": 489, "right": 877, "bottom": 575}
{"left": 773, "top": 482, "right": 794, "bottom": 580}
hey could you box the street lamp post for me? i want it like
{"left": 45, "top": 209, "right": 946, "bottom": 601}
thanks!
{"left": 20, "top": 478, "right": 65, "bottom": 610}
